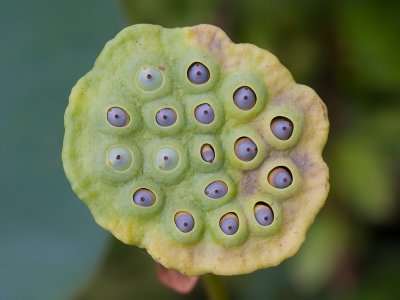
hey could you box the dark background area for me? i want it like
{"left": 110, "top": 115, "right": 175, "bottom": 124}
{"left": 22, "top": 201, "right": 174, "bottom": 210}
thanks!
{"left": 1, "top": 0, "right": 399, "bottom": 299}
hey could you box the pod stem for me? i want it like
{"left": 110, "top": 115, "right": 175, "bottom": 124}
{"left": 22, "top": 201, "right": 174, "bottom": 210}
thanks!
{"left": 202, "top": 274, "right": 229, "bottom": 300}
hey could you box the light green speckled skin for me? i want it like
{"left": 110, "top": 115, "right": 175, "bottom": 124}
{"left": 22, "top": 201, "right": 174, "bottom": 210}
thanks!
{"left": 62, "top": 24, "right": 329, "bottom": 276}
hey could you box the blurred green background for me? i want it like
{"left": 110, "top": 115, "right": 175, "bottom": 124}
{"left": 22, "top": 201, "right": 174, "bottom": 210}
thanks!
{"left": 1, "top": 0, "right": 399, "bottom": 299}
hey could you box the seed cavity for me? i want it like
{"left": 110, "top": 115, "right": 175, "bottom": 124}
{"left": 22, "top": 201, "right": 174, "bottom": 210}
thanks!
{"left": 107, "top": 147, "right": 132, "bottom": 171}
{"left": 219, "top": 213, "right": 239, "bottom": 235}
{"left": 254, "top": 202, "right": 274, "bottom": 226}
{"left": 201, "top": 144, "right": 215, "bottom": 163}
{"left": 187, "top": 62, "right": 210, "bottom": 84}
{"left": 233, "top": 86, "right": 256, "bottom": 110}
{"left": 156, "top": 108, "right": 177, "bottom": 127}
{"left": 174, "top": 211, "right": 195, "bottom": 233}
{"left": 268, "top": 166, "right": 293, "bottom": 189}
{"left": 107, "top": 107, "right": 130, "bottom": 127}
{"left": 194, "top": 103, "right": 215, "bottom": 124}
{"left": 155, "top": 147, "right": 179, "bottom": 171}
{"left": 136, "top": 66, "right": 163, "bottom": 91}
{"left": 133, "top": 188, "right": 156, "bottom": 207}
{"left": 204, "top": 180, "right": 228, "bottom": 199}
{"left": 234, "top": 137, "right": 258, "bottom": 161}
{"left": 271, "top": 117, "right": 293, "bottom": 140}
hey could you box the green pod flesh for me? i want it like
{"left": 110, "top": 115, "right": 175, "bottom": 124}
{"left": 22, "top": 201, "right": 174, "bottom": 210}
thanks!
{"left": 62, "top": 24, "right": 329, "bottom": 276}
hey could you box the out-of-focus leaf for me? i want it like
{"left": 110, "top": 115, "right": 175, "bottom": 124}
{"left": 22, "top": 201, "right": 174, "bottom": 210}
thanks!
{"left": 77, "top": 239, "right": 206, "bottom": 300}
{"left": 328, "top": 107, "right": 400, "bottom": 223}
{"left": 120, "top": 0, "right": 218, "bottom": 27}
{"left": 337, "top": 1, "right": 400, "bottom": 92}
{"left": 289, "top": 211, "right": 350, "bottom": 293}
{"left": 0, "top": 0, "right": 124, "bottom": 299}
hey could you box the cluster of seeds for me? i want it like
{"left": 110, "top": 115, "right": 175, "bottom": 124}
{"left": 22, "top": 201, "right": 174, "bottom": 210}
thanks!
{"left": 63, "top": 24, "right": 329, "bottom": 275}
{"left": 103, "top": 58, "right": 298, "bottom": 238}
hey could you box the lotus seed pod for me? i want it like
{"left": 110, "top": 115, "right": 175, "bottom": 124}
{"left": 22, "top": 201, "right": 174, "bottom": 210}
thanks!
{"left": 62, "top": 24, "right": 329, "bottom": 276}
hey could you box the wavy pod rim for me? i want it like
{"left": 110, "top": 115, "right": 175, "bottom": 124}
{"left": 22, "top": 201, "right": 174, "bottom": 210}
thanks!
{"left": 62, "top": 24, "right": 329, "bottom": 276}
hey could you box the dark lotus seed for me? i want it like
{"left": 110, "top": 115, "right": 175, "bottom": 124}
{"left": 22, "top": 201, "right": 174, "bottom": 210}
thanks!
{"left": 271, "top": 117, "right": 293, "bottom": 140}
{"left": 254, "top": 203, "right": 274, "bottom": 226}
{"left": 233, "top": 86, "right": 256, "bottom": 110}
{"left": 174, "top": 211, "right": 195, "bottom": 233}
{"left": 219, "top": 213, "right": 239, "bottom": 235}
{"left": 201, "top": 144, "right": 215, "bottom": 163}
{"left": 205, "top": 180, "right": 228, "bottom": 199}
{"left": 187, "top": 62, "right": 210, "bottom": 84}
{"left": 107, "top": 107, "right": 130, "bottom": 127}
{"left": 268, "top": 167, "right": 293, "bottom": 189}
{"left": 156, "top": 108, "right": 177, "bottom": 127}
{"left": 133, "top": 188, "right": 156, "bottom": 207}
{"left": 194, "top": 103, "right": 215, "bottom": 124}
{"left": 234, "top": 137, "right": 258, "bottom": 161}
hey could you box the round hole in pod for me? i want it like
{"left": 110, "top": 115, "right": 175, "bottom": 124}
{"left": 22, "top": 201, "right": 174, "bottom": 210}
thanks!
{"left": 184, "top": 94, "right": 224, "bottom": 134}
{"left": 219, "top": 213, "right": 239, "bottom": 235}
{"left": 234, "top": 137, "right": 258, "bottom": 162}
{"left": 143, "top": 138, "right": 188, "bottom": 184}
{"left": 200, "top": 144, "right": 215, "bottom": 163}
{"left": 107, "top": 147, "right": 132, "bottom": 171}
{"left": 174, "top": 211, "right": 195, "bottom": 233}
{"left": 268, "top": 166, "right": 293, "bottom": 189}
{"left": 219, "top": 72, "right": 268, "bottom": 122}
{"left": 194, "top": 103, "right": 215, "bottom": 124}
{"left": 107, "top": 107, "right": 130, "bottom": 127}
{"left": 142, "top": 98, "right": 185, "bottom": 137}
{"left": 242, "top": 195, "right": 283, "bottom": 237}
{"left": 190, "top": 135, "right": 224, "bottom": 174}
{"left": 270, "top": 116, "right": 293, "bottom": 140}
{"left": 224, "top": 125, "right": 267, "bottom": 171}
{"left": 254, "top": 202, "right": 274, "bottom": 226}
{"left": 156, "top": 108, "right": 177, "bottom": 127}
{"left": 204, "top": 180, "right": 228, "bottom": 199}
{"left": 187, "top": 62, "right": 210, "bottom": 85}
{"left": 260, "top": 105, "right": 304, "bottom": 150}
{"left": 233, "top": 86, "right": 257, "bottom": 110}
{"left": 133, "top": 188, "right": 156, "bottom": 207}
{"left": 136, "top": 66, "right": 163, "bottom": 91}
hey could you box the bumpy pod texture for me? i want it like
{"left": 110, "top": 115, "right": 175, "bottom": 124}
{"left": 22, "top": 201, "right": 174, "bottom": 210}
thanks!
{"left": 62, "top": 24, "right": 329, "bottom": 276}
